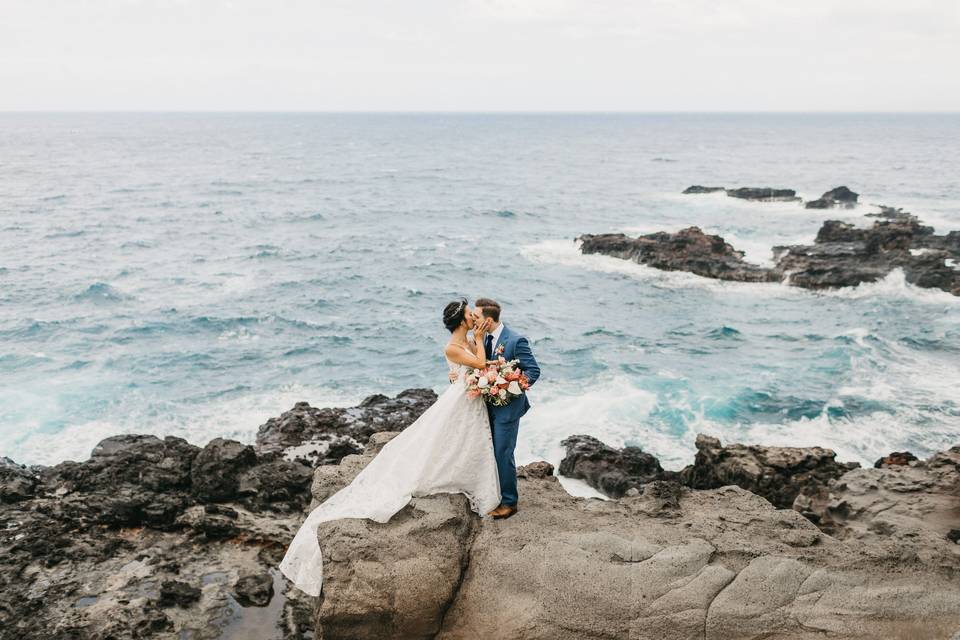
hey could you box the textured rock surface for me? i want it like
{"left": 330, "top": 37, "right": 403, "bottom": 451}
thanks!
{"left": 0, "top": 434, "right": 315, "bottom": 639}
{"left": 796, "top": 446, "right": 960, "bottom": 567}
{"left": 559, "top": 434, "right": 674, "bottom": 497}
{"left": 805, "top": 185, "right": 859, "bottom": 209}
{"left": 313, "top": 435, "right": 960, "bottom": 640}
{"left": 578, "top": 227, "right": 778, "bottom": 282}
{"left": 725, "top": 186, "right": 799, "bottom": 201}
{"left": 682, "top": 185, "right": 725, "bottom": 194}
{"left": 579, "top": 206, "right": 960, "bottom": 295}
{"left": 255, "top": 388, "right": 437, "bottom": 466}
{"left": 680, "top": 434, "right": 858, "bottom": 509}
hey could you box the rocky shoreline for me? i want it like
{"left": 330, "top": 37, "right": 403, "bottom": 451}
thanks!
{"left": 578, "top": 190, "right": 960, "bottom": 295}
{"left": 2, "top": 390, "right": 958, "bottom": 639}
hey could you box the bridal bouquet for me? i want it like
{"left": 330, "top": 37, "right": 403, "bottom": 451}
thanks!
{"left": 465, "top": 358, "right": 531, "bottom": 406}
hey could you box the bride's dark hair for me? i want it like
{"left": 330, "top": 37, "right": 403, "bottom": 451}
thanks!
{"left": 442, "top": 297, "right": 468, "bottom": 332}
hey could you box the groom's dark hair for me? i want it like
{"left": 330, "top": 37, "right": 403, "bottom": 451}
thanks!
{"left": 475, "top": 297, "right": 501, "bottom": 322}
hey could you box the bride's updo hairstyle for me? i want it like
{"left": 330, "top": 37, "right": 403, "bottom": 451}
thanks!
{"left": 442, "top": 298, "right": 468, "bottom": 332}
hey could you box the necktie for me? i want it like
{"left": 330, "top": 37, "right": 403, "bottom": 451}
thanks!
{"left": 484, "top": 335, "right": 493, "bottom": 358}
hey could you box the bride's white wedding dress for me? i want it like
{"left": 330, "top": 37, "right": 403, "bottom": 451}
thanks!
{"left": 279, "top": 353, "right": 501, "bottom": 596}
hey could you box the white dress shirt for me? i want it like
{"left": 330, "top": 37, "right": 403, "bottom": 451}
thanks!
{"left": 487, "top": 322, "right": 504, "bottom": 355}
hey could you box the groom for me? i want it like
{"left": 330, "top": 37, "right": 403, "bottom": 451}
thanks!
{"left": 474, "top": 297, "right": 540, "bottom": 519}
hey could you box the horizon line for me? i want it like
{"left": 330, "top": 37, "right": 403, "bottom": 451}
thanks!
{"left": 2, "top": 109, "right": 959, "bottom": 115}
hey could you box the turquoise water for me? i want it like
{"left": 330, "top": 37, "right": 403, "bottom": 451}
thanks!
{"left": 1, "top": 113, "right": 958, "bottom": 469}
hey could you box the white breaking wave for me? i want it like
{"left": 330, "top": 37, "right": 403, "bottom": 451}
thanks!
{"left": 9, "top": 384, "right": 361, "bottom": 466}
{"left": 521, "top": 239, "right": 960, "bottom": 305}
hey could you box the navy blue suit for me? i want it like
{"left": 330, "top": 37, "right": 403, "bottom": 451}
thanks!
{"left": 485, "top": 324, "right": 540, "bottom": 506}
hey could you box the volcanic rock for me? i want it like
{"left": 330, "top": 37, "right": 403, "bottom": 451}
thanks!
{"left": 679, "top": 434, "right": 858, "bottom": 509}
{"left": 577, "top": 227, "right": 778, "bottom": 282}
{"left": 255, "top": 388, "right": 437, "bottom": 466}
{"left": 559, "top": 435, "right": 672, "bottom": 497}
{"left": 682, "top": 185, "right": 725, "bottom": 194}
{"left": 233, "top": 572, "right": 275, "bottom": 607}
{"left": 796, "top": 446, "right": 960, "bottom": 565}
{"left": 725, "top": 187, "right": 799, "bottom": 201}
{"left": 805, "top": 186, "right": 859, "bottom": 209}
{"left": 312, "top": 433, "right": 960, "bottom": 639}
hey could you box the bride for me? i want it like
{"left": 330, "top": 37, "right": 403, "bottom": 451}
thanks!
{"left": 278, "top": 298, "right": 501, "bottom": 596}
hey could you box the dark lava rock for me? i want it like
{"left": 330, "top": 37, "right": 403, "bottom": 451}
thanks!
{"left": 874, "top": 451, "right": 919, "bottom": 468}
{"left": 776, "top": 213, "right": 958, "bottom": 293}
{"left": 948, "top": 529, "right": 960, "bottom": 544}
{"left": 559, "top": 435, "right": 673, "bottom": 498}
{"left": 233, "top": 572, "right": 275, "bottom": 607}
{"left": 0, "top": 456, "right": 38, "bottom": 503}
{"left": 577, "top": 227, "right": 778, "bottom": 283}
{"left": 255, "top": 388, "right": 438, "bottom": 465}
{"left": 726, "top": 187, "right": 799, "bottom": 201}
{"left": 679, "top": 434, "right": 858, "bottom": 509}
{"left": 517, "top": 461, "right": 555, "bottom": 479}
{"left": 190, "top": 438, "right": 257, "bottom": 502}
{"left": 159, "top": 580, "right": 201, "bottom": 608}
{"left": 682, "top": 185, "right": 724, "bottom": 194}
{"left": 46, "top": 434, "right": 200, "bottom": 527}
{"left": 177, "top": 503, "right": 242, "bottom": 539}
{"left": 805, "top": 186, "right": 859, "bottom": 209}
{"left": 237, "top": 458, "right": 313, "bottom": 512}
{"left": 579, "top": 205, "right": 960, "bottom": 296}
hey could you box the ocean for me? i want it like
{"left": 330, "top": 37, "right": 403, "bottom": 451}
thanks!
{"left": 2, "top": 112, "right": 958, "bottom": 473}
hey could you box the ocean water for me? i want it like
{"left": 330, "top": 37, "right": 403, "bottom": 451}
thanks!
{"left": 2, "top": 113, "right": 958, "bottom": 473}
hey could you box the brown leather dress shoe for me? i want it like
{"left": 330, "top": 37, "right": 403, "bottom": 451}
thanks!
{"left": 492, "top": 505, "right": 518, "bottom": 519}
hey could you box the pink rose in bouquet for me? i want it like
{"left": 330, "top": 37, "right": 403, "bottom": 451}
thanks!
{"left": 464, "top": 359, "right": 530, "bottom": 407}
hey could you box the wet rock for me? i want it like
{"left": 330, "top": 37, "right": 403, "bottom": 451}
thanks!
{"left": 874, "top": 451, "right": 918, "bottom": 468}
{"left": 190, "top": 438, "right": 257, "bottom": 502}
{"left": 233, "top": 572, "right": 275, "bottom": 607}
{"left": 775, "top": 213, "right": 958, "bottom": 293}
{"left": 177, "top": 503, "right": 242, "bottom": 539}
{"left": 725, "top": 187, "right": 799, "bottom": 201}
{"left": 44, "top": 434, "right": 199, "bottom": 527}
{"left": 237, "top": 459, "right": 313, "bottom": 512}
{"left": 559, "top": 435, "right": 673, "bottom": 498}
{"left": 577, "top": 227, "right": 778, "bottom": 283}
{"left": 0, "top": 456, "right": 38, "bottom": 503}
{"left": 805, "top": 185, "right": 859, "bottom": 209}
{"left": 255, "top": 389, "right": 437, "bottom": 465}
{"left": 682, "top": 185, "right": 724, "bottom": 194}
{"left": 159, "top": 580, "right": 200, "bottom": 608}
{"left": 679, "top": 434, "right": 858, "bottom": 509}
{"left": 579, "top": 206, "right": 960, "bottom": 295}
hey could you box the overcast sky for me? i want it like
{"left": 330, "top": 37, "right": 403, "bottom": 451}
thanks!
{"left": 2, "top": 0, "right": 958, "bottom": 111}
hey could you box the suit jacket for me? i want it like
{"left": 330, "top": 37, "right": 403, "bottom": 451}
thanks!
{"left": 486, "top": 324, "right": 540, "bottom": 422}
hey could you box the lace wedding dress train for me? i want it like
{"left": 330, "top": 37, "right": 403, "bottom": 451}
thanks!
{"left": 279, "top": 359, "right": 501, "bottom": 596}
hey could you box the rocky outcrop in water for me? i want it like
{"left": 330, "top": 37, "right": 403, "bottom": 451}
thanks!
{"left": 681, "top": 185, "right": 801, "bottom": 201}
{"left": 775, "top": 210, "right": 960, "bottom": 293}
{"left": 559, "top": 435, "right": 674, "bottom": 497}
{"left": 725, "top": 187, "right": 800, "bottom": 201}
{"left": 313, "top": 433, "right": 960, "bottom": 639}
{"left": 682, "top": 185, "right": 724, "bottom": 194}
{"left": 805, "top": 185, "right": 859, "bottom": 209}
{"left": 578, "top": 205, "right": 960, "bottom": 295}
{"left": 255, "top": 388, "right": 436, "bottom": 466}
{"left": 578, "top": 227, "right": 778, "bottom": 282}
